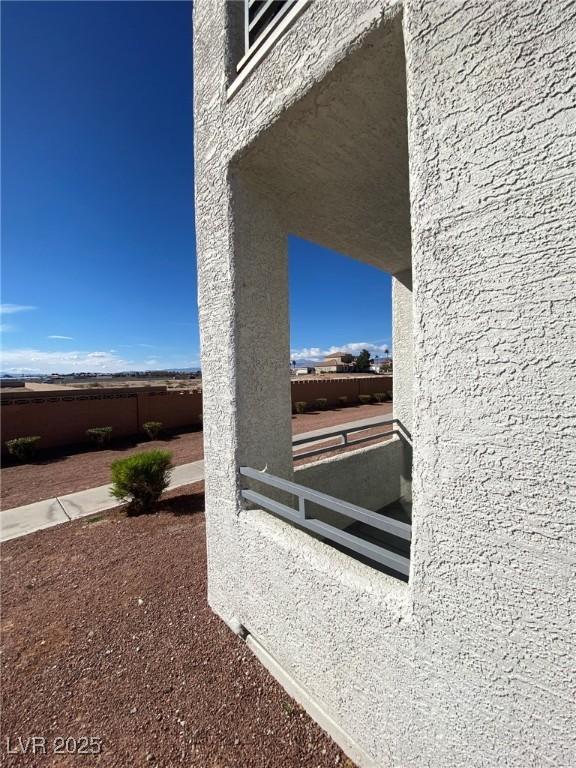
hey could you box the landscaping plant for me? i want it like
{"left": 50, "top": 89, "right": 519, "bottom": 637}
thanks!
{"left": 374, "top": 392, "right": 389, "bottom": 403}
{"left": 315, "top": 398, "right": 328, "bottom": 410}
{"left": 5, "top": 436, "right": 41, "bottom": 463}
{"left": 86, "top": 426, "right": 113, "bottom": 448}
{"left": 110, "top": 450, "right": 173, "bottom": 514}
{"left": 294, "top": 401, "right": 307, "bottom": 414}
{"left": 143, "top": 421, "right": 163, "bottom": 440}
{"left": 354, "top": 349, "right": 373, "bottom": 373}
{"left": 358, "top": 394, "right": 373, "bottom": 405}
{"left": 338, "top": 396, "right": 348, "bottom": 407}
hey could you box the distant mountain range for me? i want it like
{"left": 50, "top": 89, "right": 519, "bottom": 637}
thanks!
{"left": 0, "top": 367, "right": 201, "bottom": 378}
{"left": 291, "top": 358, "right": 322, "bottom": 367}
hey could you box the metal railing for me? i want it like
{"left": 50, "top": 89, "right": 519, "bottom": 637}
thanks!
{"left": 237, "top": 0, "right": 304, "bottom": 73}
{"left": 240, "top": 466, "right": 411, "bottom": 576}
{"left": 292, "top": 418, "right": 400, "bottom": 460}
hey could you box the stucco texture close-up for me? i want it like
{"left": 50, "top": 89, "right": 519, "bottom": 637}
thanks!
{"left": 193, "top": 1, "right": 576, "bottom": 766}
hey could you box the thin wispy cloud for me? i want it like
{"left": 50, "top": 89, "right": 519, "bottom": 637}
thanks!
{"left": 0, "top": 324, "right": 16, "bottom": 333}
{"left": 0, "top": 348, "right": 200, "bottom": 374}
{"left": 0, "top": 348, "right": 131, "bottom": 374}
{"left": 47, "top": 335, "right": 74, "bottom": 340}
{"left": 0, "top": 304, "right": 36, "bottom": 315}
{"left": 116, "top": 343, "right": 155, "bottom": 349}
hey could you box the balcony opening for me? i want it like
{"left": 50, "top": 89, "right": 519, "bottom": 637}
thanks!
{"left": 288, "top": 237, "right": 394, "bottom": 459}
{"left": 233, "top": 10, "right": 413, "bottom": 579}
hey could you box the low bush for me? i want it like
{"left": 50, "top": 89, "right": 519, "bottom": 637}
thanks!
{"left": 86, "top": 426, "right": 113, "bottom": 448}
{"left": 294, "top": 401, "right": 307, "bottom": 414}
{"left": 143, "top": 421, "right": 163, "bottom": 440}
{"left": 374, "top": 392, "right": 389, "bottom": 403}
{"left": 5, "top": 436, "right": 41, "bottom": 462}
{"left": 110, "top": 450, "right": 173, "bottom": 514}
{"left": 338, "top": 396, "right": 348, "bottom": 407}
{"left": 315, "top": 398, "right": 328, "bottom": 410}
{"left": 358, "top": 394, "right": 373, "bottom": 405}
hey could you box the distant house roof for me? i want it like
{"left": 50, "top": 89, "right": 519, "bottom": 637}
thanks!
{"left": 316, "top": 361, "right": 353, "bottom": 369}
{"left": 322, "top": 353, "right": 351, "bottom": 363}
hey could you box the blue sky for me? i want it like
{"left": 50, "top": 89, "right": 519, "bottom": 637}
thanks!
{"left": 1, "top": 1, "right": 391, "bottom": 374}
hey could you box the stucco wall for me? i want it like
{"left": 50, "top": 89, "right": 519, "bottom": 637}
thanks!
{"left": 292, "top": 376, "right": 392, "bottom": 408}
{"left": 1, "top": 379, "right": 392, "bottom": 453}
{"left": 404, "top": 1, "right": 576, "bottom": 764}
{"left": 1, "top": 389, "right": 203, "bottom": 451}
{"left": 392, "top": 269, "right": 413, "bottom": 502}
{"left": 194, "top": 1, "right": 576, "bottom": 766}
{"left": 295, "top": 440, "right": 401, "bottom": 528}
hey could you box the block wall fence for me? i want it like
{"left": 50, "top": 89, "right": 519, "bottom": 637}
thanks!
{"left": 1, "top": 376, "right": 391, "bottom": 453}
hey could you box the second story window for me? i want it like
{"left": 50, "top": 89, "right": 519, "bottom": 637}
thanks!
{"left": 237, "top": 0, "right": 301, "bottom": 73}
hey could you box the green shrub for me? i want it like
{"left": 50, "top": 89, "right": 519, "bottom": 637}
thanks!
{"left": 374, "top": 392, "right": 389, "bottom": 403}
{"left": 358, "top": 394, "right": 372, "bottom": 405}
{"left": 294, "top": 401, "right": 307, "bottom": 414}
{"left": 86, "top": 426, "right": 113, "bottom": 448}
{"left": 338, "top": 396, "right": 348, "bottom": 407}
{"left": 315, "top": 397, "right": 328, "bottom": 410}
{"left": 143, "top": 421, "right": 163, "bottom": 440}
{"left": 5, "top": 436, "right": 41, "bottom": 462}
{"left": 110, "top": 450, "right": 173, "bottom": 514}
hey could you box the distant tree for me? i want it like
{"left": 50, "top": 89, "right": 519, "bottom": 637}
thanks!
{"left": 354, "top": 349, "right": 373, "bottom": 373}
{"left": 341, "top": 353, "right": 354, "bottom": 364}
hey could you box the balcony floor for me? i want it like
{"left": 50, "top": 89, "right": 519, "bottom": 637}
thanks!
{"left": 330, "top": 498, "right": 412, "bottom": 580}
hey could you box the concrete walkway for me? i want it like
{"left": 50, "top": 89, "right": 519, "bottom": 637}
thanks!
{"left": 1, "top": 460, "right": 205, "bottom": 543}
{"left": 1, "top": 413, "right": 393, "bottom": 544}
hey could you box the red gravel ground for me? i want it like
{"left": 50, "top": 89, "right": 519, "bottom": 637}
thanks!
{"left": 1, "top": 486, "right": 354, "bottom": 768}
{"left": 1, "top": 403, "right": 392, "bottom": 509}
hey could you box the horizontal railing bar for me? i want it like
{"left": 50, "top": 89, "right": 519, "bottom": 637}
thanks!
{"left": 292, "top": 418, "right": 394, "bottom": 446}
{"left": 242, "top": 489, "right": 410, "bottom": 576}
{"left": 240, "top": 466, "right": 411, "bottom": 540}
{"left": 242, "top": 488, "right": 303, "bottom": 521}
{"left": 294, "top": 430, "right": 398, "bottom": 461}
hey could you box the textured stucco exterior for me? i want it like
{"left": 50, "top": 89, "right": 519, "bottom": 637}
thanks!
{"left": 392, "top": 269, "right": 413, "bottom": 503}
{"left": 193, "top": 2, "right": 575, "bottom": 766}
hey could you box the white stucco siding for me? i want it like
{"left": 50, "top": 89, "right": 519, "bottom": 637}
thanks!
{"left": 234, "top": 508, "right": 414, "bottom": 764}
{"left": 405, "top": 0, "right": 575, "bottom": 763}
{"left": 194, "top": 1, "right": 576, "bottom": 765}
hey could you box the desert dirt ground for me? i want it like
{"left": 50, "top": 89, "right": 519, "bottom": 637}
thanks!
{"left": 0, "top": 484, "right": 355, "bottom": 768}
